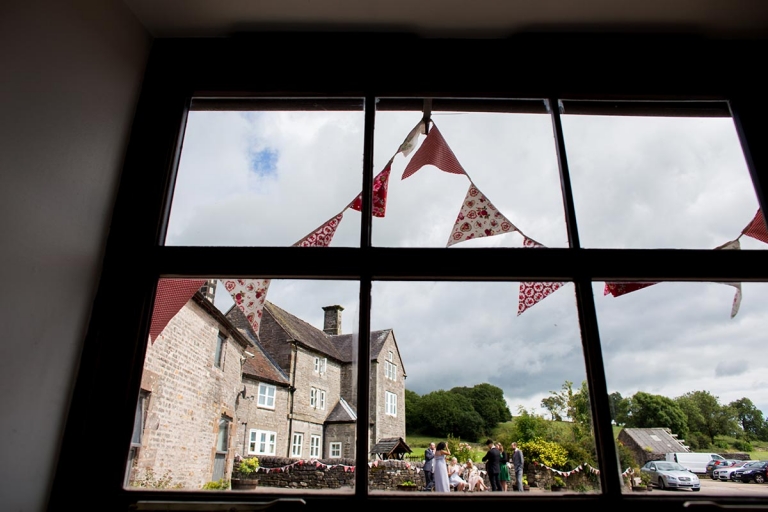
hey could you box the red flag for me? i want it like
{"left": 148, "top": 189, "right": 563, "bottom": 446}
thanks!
{"left": 518, "top": 237, "right": 565, "bottom": 315}
{"left": 349, "top": 163, "right": 391, "bottom": 217}
{"left": 294, "top": 212, "right": 344, "bottom": 247}
{"left": 603, "top": 282, "right": 657, "bottom": 297}
{"left": 401, "top": 124, "right": 467, "bottom": 180}
{"left": 149, "top": 279, "right": 207, "bottom": 343}
{"left": 742, "top": 208, "right": 768, "bottom": 244}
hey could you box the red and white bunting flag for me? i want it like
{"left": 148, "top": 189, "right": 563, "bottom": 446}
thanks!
{"left": 603, "top": 282, "right": 658, "bottom": 297}
{"left": 401, "top": 124, "right": 468, "bottom": 180}
{"left": 294, "top": 212, "right": 345, "bottom": 247}
{"left": 446, "top": 183, "right": 517, "bottom": 247}
{"left": 349, "top": 163, "right": 391, "bottom": 217}
{"left": 518, "top": 237, "right": 564, "bottom": 316}
{"left": 742, "top": 208, "right": 768, "bottom": 244}
{"left": 715, "top": 238, "right": 743, "bottom": 318}
{"left": 224, "top": 279, "right": 271, "bottom": 334}
{"left": 398, "top": 120, "right": 426, "bottom": 157}
{"left": 149, "top": 279, "right": 207, "bottom": 343}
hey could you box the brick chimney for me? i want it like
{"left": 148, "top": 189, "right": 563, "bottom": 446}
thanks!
{"left": 322, "top": 305, "right": 344, "bottom": 335}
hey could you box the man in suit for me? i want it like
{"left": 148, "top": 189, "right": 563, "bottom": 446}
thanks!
{"left": 423, "top": 442, "right": 436, "bottom": 491}
{"left": 482, "top": 439, "right": 501, "bottom": 491}
{"left": 511, "top": 442, "right": 525, "bottom": 492}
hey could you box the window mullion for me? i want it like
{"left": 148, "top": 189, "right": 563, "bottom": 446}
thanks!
{"left": 548, "top": 97, "right": 582, "bottom": 250}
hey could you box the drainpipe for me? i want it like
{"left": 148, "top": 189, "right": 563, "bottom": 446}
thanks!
{"left": 286, "top": 340, "right": 297, "bottom": 456}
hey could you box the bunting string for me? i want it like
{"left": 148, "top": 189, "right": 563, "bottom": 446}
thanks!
{"left": 254, "top": 458, "right": 355, "bottom": 474}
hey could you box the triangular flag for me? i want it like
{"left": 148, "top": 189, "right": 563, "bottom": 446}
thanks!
{"left": 446, "top": 182, "right": 517, "bottom": 247}
{"left": 604, "top": 282, "right": 658, "bottom": 297}
{"left": 715, "top": 238, "right": 742, "bottom": 318}
{"left": 518, "top": 237, "right": 564, "bottom": 315}
{"left": 398, "top": 120, "right": 426, "bottom": 157}
{"left": 742, "top": 208, "right": 768, "bottom": 244}
{"left": 149, "top": 279, "right": 207, "bottom": 343}
{"left": 349, "top": 163, "right": 391, "bottom": 217}
{"left": 294, "top": 212, "right": 344, "bottom": 247}
{"left": 224, "top": 279, "right": 271, "bottom": 334}
{"left": 401, "top": 124, "right": 468, "bottom": 180}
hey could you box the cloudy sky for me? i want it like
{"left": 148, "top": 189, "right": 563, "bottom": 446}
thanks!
{"left": 165, "top": 101, "right": 768, "bottom": 430}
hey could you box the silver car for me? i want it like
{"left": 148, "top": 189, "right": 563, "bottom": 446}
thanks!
{"left": 713, "top": 460, "right": 760, "bottom": 481}
{"left": 641, "top": 461, "right": 702, "bottom": 491}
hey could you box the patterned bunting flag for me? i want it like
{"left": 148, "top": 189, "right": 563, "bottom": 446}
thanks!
{"left": 741, "top": 208, "right": 768, "bottom": 244}
{"left": 446, "top": 183, "right": 517, "bottom": 247}
{"left": 518, "top": 237, "right": 565, "bottom": 315}
{"left": 349, "top": 163, "right": 391, "bottom": 217}
{"left": 715, "top": 238, "right": 742, "bottom": 318}
{"left": 294, "top": 212, "right": 345, "bottom": 247}
{"left": 401, "top": 124, "right": 467, "bottom": 180}
{"left": 398, "top": 120, "right": 426, "bottom": 157}
{"left": 604, "top": 282, "right": 657, "bottom": 297}
{"left": 149, "top": 279, "right": 208, "bottom": 342}
{"left": 224, "top": 279, "right": 271, "bottom": 334}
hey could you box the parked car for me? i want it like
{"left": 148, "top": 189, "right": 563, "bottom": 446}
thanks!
{"left": 736, "top": 461, "right": 768, "bottom": 483}
{"left": 713, "top": 460, "right": 760, "bottom": 481}
{"left": 641, "top": 460, "right": 701, "bottom": 491}
{"left": 706, "top": 458, "right": 738, "bottom": 479}
{"left": 666, "top": 452, "right": 727, "bottom": 474}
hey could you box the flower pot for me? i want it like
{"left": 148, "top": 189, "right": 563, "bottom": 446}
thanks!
{"left": 632, "top": 486, "right": 652, "bottom": 492}
{"left": 397, "top": 484, "right": 419, "bottom": 492}
{"left": 231, "top": 478, "right": 259, "bottom": 491}
{"left": 550, "top": 485, "right": 564, "bottom": 492}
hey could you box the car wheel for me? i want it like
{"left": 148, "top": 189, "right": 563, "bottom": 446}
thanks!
{"left": 755, "top": 474, "right": 765, "bottom": 484}
{"left": 741, "top": 477, "right": 750, "bottom": 483}
{"left": 692, "top": 488, "right": 701, "bottom": 492}
{"left": 658, "top": 477, "right": 666, "bottom": 490}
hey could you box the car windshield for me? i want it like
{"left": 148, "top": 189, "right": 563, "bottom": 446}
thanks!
{"left": 656, "top": 462, "right": 686, "bottom": 471}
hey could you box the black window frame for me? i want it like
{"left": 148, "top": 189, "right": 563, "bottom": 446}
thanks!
{"left": 49, "top": 33, "right": 768, "bottom": 511}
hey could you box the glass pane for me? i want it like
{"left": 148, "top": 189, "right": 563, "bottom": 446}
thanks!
{"left": 563, "top": 112, "right": 765, "bottom": 250}
{"left": 369, "top": 281, "right": 601, "bottom": 495}
{"left": 597, "top": 281, "right": 768, "bottom": 496}
{"left": 165, "top": 99, "right": 365, "bottom": 247}
{"left": 125, "top": 278, "right": 358, "bottom": 493}
{"left": 372, "top": 99, "right": 568, "bottom": 248}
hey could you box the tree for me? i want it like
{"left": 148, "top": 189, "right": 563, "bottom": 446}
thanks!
{"left": 624, "top": 391, "right": 689, "bottom": 441}
{"left": 675, "top": 391, "right": 738, "bottom": 445}
{"left": 450, "top": 383, "right": 511, "bottom": 436}
{"left": 609, "top": 392, "right": 630, "bottom": 425}
{"left": 728, "top": 398, "right": 765, "bottom": 441}
{"left": 418, "top": 390, "right": 485, "bottom": 440}
{"left": 541, "top": 393, "right": 566, "bottom": 421}
{"left": 510, "top": 407, "right": 553, "bottom": 443}
{"left": 404, "top": 389, "right": 425, "bottom": 433}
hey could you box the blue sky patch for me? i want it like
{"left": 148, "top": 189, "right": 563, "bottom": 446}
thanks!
{"left": 249, "top": 148, "right": 278, "bottom": 176}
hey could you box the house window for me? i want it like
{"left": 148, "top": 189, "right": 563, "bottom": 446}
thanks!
{"left": 388, "top": 351, "right": 393, "bottom": 361}
{"left": 291, "top": 433, "right": 303, "bottom": 457}
{"left": 314, "top": 357, "right": 326, "bottom": 373}
{"left": 125, "top": 391, "right": 149, "bottom": 486}
{"left": 385, "top": 360, "right": 396, "bottom": 381}
{"left": 310, "top": 435, "right": 321, "bottom": 458}
{"left": 214, "top": 332, "right": 225, "bottom": 368}
{"left": 330, "top": 442, "right": 342, "bottom": 458}
{"left": 385, "top": 391, "right": 397, "bottom": 416}
{"left": 319, "top": 390, "right": 326, "bottom": 410}
{"left": 310, "top": 387, "right": 316, "bottom": 407}
{"left": 249, "top": 430, "right": 276, "bottom": 456}
{"left": 257, "top": 383, "right": 275, "bottom": 409}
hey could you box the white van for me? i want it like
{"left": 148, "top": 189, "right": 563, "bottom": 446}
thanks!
{"left": 665, "top": 453, "right": 727, "bottom": 474}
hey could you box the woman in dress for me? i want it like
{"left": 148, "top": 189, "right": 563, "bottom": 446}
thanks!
{"left": 433, "top": 441, "right": 451, "bottom": 492}
{"left": 498, "top": 442, "right": 511, "bottom": 491}
{"left": 448, "top": 457, "right": 467, "bottom": 491}
{"left": 464, "top": 459, "right": 487, "bottom": 492}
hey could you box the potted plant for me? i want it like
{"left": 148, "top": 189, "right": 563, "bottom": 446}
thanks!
{"left": 551, "top": 475, "right": 566, "bottom": 492}
{"left": 633, "top": 470, "right": 653, "bottom": 492}
{"left": 522, "top": 475, "right": 530, "bottom": 491}
{"left": 397, "top": 480, "right": 419, "bottom": 491}
{"left": 231, "top": 457, "right": 260, "bottom": 490}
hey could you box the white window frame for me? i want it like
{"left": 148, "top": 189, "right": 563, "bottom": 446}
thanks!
{"left": 313, "top": 356, "right": 327, "bottom": 374}
{"left": 385, "top": 360, "right": 397, "bottom": 381}
{"left": 385, "top": 391, "right": 397, "bottom": 416}
{"left": 248, "top": 429, "right": 276, "bottom": 455}
{"left": 319, "top": 389, "right": 326, "bottom": 410}
{"left": 310, "top": 387, "right": 316, "bottom": 407}
{"left": 310, "top": 435, "right": 321, "bottom": 458}
{"left": 257, "top": 383, "right": 276, "bottom": 409}
{"left": 291, "top": 432, "right": 304, "bottom": 457}
{"left": 330, "top": 442, "right": 342, "bottom": 458}
{"left": 388, "top": 350, "right": 393, "bottom": 361}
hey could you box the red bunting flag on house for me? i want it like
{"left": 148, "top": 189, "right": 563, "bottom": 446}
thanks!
{"left": 741, "top": 208, "right": 768, "bottom": 244}
{"left": 518, "top": 237, "right": 564, "bottom": 316}
{"left": 401, "top": 124, "right": 468, "bottom": 180}
{"left": 603, "top": 282, "right": 657, "bottom": 297}
{"left": 224, "top": 279, "right": 271, "bottom": 334}
{"left": 294, "top": 212, "right": 345, "bottom": 247}
{"left": 149, "top": 278, "right": 207, "bottom": 343}
{"left": 349, "top": 163, "right": 392, "bottom": 217}
{"left": 446, "top": 182, "right": 517, "bottom": 247}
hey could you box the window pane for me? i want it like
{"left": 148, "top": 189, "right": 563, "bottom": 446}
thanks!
{"left": 369, "top": 281, "right": 600, "bottom": 495}
{"left": 372, "top": 99, "right": 567, "bottom": 248}
{"left": 165, "top": 100, "right": 365, "bottom": 247}
{"left": 597, "top": 280, "right": 768, "bottom": 496}
{"left": 563, "top": 111, "right": 764, "bottom": 250}
{"left": 126, "top": 278, "right": 357, "bottom": 493}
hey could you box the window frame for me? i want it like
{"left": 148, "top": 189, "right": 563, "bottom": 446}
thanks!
{"left": 48, "top": 34, "right": 768, "bottom": 511}
{"left": 310, "top": 435, "right": 321, "bottom": 458}
{"left": 257, "top": 383, "right": 276, "bottom": 409}
{"left": 213, "top": 332, "right": 225, "bottom": 368}
{"left": 291, "top": 432, "right": 303, "bottom": 458}
{"left": 330, "top": 441, "right": 342, "bottom": 459}
{"left": 385, "top": 391, "right": 397, "bottom": 417}
{"left": 248, "top": 429, "right": 277, "bottom": 456}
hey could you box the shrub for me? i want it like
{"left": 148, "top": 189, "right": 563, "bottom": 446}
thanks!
{"left": 553, "top": 475, "right": 566, "bottom": 487}
{"left": 518, "top": 438, "right": 568, "bottom": 468}
{"left": 202, "top": 479, "right": 230, "bottom": 490}
{"left": 734, "top": 439, "right": 753, "bottom": 452}
{"left": 130, "top": 467, "right": 184, "bottom": 489}
{"left": 236, "top": 456, "right": 260, "bottom": 476}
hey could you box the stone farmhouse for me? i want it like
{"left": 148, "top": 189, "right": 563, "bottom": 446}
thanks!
{"left": 128, "top": 286, "right": 406, "bottom": 489}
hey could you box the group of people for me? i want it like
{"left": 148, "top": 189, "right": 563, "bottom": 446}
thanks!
{"left": 422, "top": 439, "right": 524, "bottom": 493}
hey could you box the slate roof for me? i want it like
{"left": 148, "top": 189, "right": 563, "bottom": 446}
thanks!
{"left": 262, "top": 301, "right": 346, "bottom": 362}
{"left": 238, "top": 326, "right": 290, "bottom": 387}
{"left": 325, "top": 397, "right": 357, "bottom": 423}
{"left": 370, "top": 437, "right": 412, "bottom": 456}
{"left": 331, "top": 329, "right": 393, "bottom": 363}
{"left": 619, "top": 427, "right": 689, "bottom": 454}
